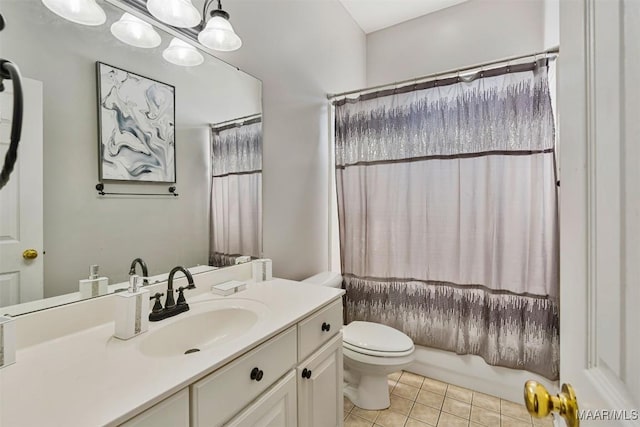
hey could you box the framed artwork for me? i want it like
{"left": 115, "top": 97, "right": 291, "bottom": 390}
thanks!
{"left": 96, "top": 62, "right": 176, "bottom": 183}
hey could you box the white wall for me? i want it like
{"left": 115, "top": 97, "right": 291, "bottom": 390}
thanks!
{"left": 212, "top": 0, "right": 367, "bottom": 280}
{"left": 366, "top": 0, "right": 546, "bottom": 86}
{"left": 1, "top": 0, "right": 261, "bottom": 296}
{"left": 544, "top": 0, "right": 560, "bottom": 49}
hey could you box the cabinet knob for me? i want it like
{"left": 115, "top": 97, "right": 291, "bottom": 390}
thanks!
{"left": 250, "top": 367, "right": 264, "bottom": 382}
{"left": 321, "top": 322, "right": 331, "bottom": 332}
{"left": 302, "top": 368, "right": 312, "bottom": 379}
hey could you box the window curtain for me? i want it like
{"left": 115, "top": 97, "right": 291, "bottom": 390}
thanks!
{"left": 209, "top": 121, "right": 262, "bottom": 267}
{"left": 335, "top": 61, "right": 559, "bottom": 380}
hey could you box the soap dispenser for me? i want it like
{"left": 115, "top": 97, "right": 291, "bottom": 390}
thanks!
{"left": 114, "top": 274, "right": 150, "bottom": 340}
{"left": 79, "top": 264, "right": 109, "bottom": 298}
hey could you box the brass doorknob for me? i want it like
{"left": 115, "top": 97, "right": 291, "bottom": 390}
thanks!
{"left": 524, "top": 380, "right": 579, "bottom": 427}
{"left": 22, "top": 249, "right": 38, "bottom": 260}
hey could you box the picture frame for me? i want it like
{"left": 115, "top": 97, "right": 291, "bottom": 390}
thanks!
{"left": 96, "top": 62, "right": 176, "bottom": 183}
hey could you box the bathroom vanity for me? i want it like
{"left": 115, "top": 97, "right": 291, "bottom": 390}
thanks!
{"left": 0, "top": 264, "right": 345, "bottom": 426}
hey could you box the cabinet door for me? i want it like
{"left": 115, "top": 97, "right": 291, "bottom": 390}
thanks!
{"left": 297, "top": 333, "right": 343, "bottom": 427}
{"left": 226, "top": 370, "right": 297, "bottom": 427}
{"left": 120, "top": 388, "right": 189, "bottom": 427}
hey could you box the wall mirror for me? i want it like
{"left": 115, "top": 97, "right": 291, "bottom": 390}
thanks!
{"left": 0, "top": 0, "right": 263, "bottom": 315}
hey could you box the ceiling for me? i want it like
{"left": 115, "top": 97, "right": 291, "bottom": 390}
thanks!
{"left": 338, "top": 0, "right": 470, "bottom": 34}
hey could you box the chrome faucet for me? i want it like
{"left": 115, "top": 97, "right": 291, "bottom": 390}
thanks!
{"left": 149, "top": 266, "right": 196, "bottom": 322}
{"left": 129, "top": 258, "right": 149, "bottom": 285}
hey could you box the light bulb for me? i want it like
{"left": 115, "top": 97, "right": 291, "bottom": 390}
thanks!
{"left": 111, "top": 13, "right": 162, "bottom": 49}
{"left": 197, "top": 15, "right": 242, "bottom": 52}
{"left": 146, "top": 0, "right": 201, "bottom": 28}
{"left": 162, "top": 38, "right": 204, "bottom": 67}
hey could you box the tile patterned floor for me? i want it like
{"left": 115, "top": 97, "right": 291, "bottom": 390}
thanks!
{"left": 344, "top": 371, "right": 554, "bottom": 427}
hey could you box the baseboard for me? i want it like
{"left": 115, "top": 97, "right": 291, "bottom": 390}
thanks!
{"left": 406, "top": 345, "right": 558, "bottom": 403}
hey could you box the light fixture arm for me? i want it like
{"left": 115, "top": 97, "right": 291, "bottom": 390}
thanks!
{"left": 202, "top": 0, "right": 229, "bottom": 22}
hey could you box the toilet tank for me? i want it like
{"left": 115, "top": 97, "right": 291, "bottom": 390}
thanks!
{"left": 302, "top": 271, "right": 343, "bottom": 288}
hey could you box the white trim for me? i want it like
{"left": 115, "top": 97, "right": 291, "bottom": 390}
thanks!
{"left": 407, "top": 344, "right": 557, "bottom": 403}
{"left": 328, "top": 105, "right": 341, "bottom": 273}
{"left": 584, "top": 0, "right": 598, "bottom": 368}
{"left": 585, "top": 366, "right": 639, "bottom": 425}
{"left": 559, "top": 0, "right": 638, "bottom": 413}
{"left": 622, "top": 0, "right": 640, "bottom": 403}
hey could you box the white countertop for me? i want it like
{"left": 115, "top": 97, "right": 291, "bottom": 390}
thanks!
{"left": 0, "top": 278, "right": 344, "bottom": 427}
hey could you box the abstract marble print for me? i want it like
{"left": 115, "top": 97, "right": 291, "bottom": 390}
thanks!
{"left": 97, "top": 62, "right": 175, "bottom": 182}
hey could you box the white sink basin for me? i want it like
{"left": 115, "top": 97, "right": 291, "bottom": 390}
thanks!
{"left": 138, "top": 299, "right": 269, "bottom": 358}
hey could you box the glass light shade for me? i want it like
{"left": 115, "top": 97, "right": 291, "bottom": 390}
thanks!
{"left": 111, "top": 13, "right": 161, "bottom": 49}
{"left": 41, "top": 0, "right": 106, "bottom": 26}
{"left": 198, "top": 16, "right": 242, "bottom": 52}
{"left": 147, "top": 0, "right": 201, "bottom": 28}
{"left": 162, "top": 38, "right": 204, "bottom": 67}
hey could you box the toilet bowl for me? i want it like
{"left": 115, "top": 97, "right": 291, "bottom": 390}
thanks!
{"left": 302, "top": 272, "right": 415, "bottom": 410}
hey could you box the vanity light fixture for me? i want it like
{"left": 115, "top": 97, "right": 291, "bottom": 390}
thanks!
{"left": 41, "top": 0, "right": 106, "bottom": 26}
{"left": 198, "top": 0, "right": 242, "bottom": 52}
{"left": 162, "top": 38, "right": 204, "bottom": 67}
{"left": 110, "top": 13, "right": 161, "bottom": 49}
{"left": 146, "top": 0, "right": 201, "bottom": 29}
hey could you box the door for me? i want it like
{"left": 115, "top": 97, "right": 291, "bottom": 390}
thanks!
{"left": 226, "top": 370, "right": 297, "bottom": 427}
{"left": 524, "top": 0, "right": 640, "bottom": 425}
{"left": 0, "top": 77, "right": 43, "bottom": 307}
{"left": 297, "top": 333, "right": 343, "bottom": 427}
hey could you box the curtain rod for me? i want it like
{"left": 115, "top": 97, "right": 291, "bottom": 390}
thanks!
{"left": 210, "top": 113, "right": 262, "bottom": 129}
{"left": 327, "top": 47, "right": 559, "bottom": 101}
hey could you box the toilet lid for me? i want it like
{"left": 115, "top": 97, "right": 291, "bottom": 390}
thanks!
{"left": 343, "top": 321, "right": 414, "bottom": 356}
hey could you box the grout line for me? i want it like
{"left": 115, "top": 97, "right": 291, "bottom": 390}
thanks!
{"left": 367, "top": 372, "right": 533, "bottom": 427}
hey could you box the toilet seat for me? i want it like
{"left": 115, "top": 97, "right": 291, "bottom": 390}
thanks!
{"left": 343, "top": 321, "right": 414, "bottom": 357}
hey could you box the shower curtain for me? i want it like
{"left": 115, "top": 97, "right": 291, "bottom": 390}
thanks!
{"left": 209, "top": 120, "right": 262, "bottom": 267}
{"left": 335, "top": 61, "right": 559, "bottom": 380}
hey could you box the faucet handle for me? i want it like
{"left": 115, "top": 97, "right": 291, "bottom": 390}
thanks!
{"left": 175, "top": 286, "right": 193, "bottom": 306}
{"left": 150, "top": 292, "right": 164, "bottom": 313}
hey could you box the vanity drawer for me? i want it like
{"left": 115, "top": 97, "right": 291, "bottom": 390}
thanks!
{"left": 190, "top": 326, "right": 297, "bottom": 427}
{"left": 297, "top": 299, "right": 343, "bottom": 361}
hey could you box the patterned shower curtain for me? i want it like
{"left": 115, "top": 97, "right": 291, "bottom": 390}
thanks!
{"left": 209, "top": 120, "right": 262, "bottom": 267}
{"left": 335, "top": 61, "right": 559, "bottom": 380}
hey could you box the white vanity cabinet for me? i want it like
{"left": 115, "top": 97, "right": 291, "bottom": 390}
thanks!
{"left": 297, "top": 299, "right": 344, "bottom": 361}
{"left": 226, "top": 370, "right": 298, "bottom": 427}
{"left": 120, "top": 297, "right": 344, "bottom": 427}
{"left": 297, "top": 334, "right": 343, "bottom": 427}
{"left": 296, "top": 299, "right": 344, "bottom": 427}
{"left": 120, "top": 388, "right": 189, "bottom": 427}
{"left": 191, "top": 326, "right": 298, "bottom": 426}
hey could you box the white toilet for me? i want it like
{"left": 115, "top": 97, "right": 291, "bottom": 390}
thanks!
{"left": 302, "top": 272, "right": 415, "bottom": 410}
